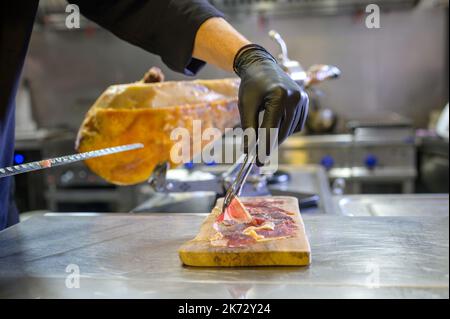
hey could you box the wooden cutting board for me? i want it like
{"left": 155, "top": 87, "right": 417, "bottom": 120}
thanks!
{"left": 178, "top": 196, "right": 311, "bottom": 267}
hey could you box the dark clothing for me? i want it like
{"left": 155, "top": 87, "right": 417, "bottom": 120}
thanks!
{"left": 0, "top": 1, "right": 223, "bottom": 230}
{"left": 74, "top": 0, "right": 223, "bottom": 75}
{"left": 0, "top": 1, "right": 39, "bottom": 230}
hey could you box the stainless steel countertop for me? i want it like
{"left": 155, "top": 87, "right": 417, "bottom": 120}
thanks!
{"left": 334, "top": 194, "right": 450, "bottom": 217}
{"left": 0, "top": 213, "right": 448, "bottom": 298}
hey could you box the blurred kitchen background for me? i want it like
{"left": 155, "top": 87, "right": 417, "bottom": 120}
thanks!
{"left": 15, "top": 0, "right": 449, "bottom": 216}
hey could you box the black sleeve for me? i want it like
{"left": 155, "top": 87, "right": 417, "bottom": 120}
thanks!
{"left": 72, "top": 0, "right": 224, "bottom": 75}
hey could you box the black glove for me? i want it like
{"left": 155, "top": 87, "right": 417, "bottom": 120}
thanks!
{"left": 233, "top": 44, "right": 309, "bottom": 164}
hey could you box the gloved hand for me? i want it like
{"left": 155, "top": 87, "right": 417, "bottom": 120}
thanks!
{"left": 233, "top": 44, "right": 309, "bottom": 165}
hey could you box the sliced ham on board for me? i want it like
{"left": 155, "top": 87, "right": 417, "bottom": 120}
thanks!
{"left": 179, "top": 196, "right": 311, "bottom": 267}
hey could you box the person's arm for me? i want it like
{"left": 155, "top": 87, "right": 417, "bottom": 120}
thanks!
{"left": 192, "top": 17, "right": 250, "bottom": 72}
{"left": 193, "top": 17, "right": 309, "bottom": 163}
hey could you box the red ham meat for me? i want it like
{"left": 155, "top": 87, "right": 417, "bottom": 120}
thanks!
{"left": 216, "top": 195, "right": 252, "bottom": 224}
{"left": 213, "top": 196, "right": 298, "bottom": 248}
{"left": 178, "top": 196, "right": 311, "bottom": 267}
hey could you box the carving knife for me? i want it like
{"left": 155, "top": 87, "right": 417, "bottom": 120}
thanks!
{"left": 0, "top": 143, "right": 144, "bottom": 179}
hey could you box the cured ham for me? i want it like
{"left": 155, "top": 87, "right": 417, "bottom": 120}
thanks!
{"left": 76, "top": 68, "right": 240, "bottom": 185}
{"left": 178, "top": 196, "right": 311, "bottom": 267}
{"left": 216, "top": 195, "right": 252, "bottom": 224}
{"left": 211, "top": 197, "right": 298, "bottom": 248}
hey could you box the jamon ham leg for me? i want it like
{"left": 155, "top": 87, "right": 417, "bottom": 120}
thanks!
{"left": 75, "top": 67, "right": 240, "bottom": 185}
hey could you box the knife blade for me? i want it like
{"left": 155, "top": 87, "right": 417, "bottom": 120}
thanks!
{"left": 0, "top": 143, "right": 144, "bottom": 179}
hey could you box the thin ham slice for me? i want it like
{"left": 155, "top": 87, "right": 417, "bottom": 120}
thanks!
{"left": 217, "top": 195, "right": 252, "bottom": 224}
{"left": 212, "top": 196, "right": 299, "bottom": 248}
